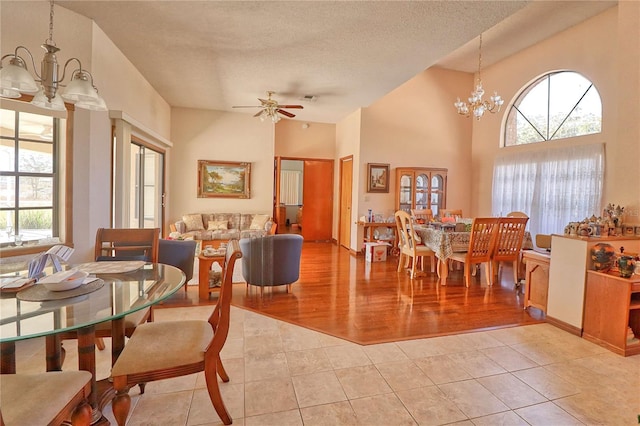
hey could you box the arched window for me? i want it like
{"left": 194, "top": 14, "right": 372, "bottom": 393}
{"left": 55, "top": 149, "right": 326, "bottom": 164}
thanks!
{"left": 504, "top": 71, "right": 602, "bottom": 146}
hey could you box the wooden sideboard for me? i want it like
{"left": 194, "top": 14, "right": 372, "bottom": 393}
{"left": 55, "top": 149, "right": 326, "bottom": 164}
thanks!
{"left": 583, "top": 270, "right": 640, "bottom": 356}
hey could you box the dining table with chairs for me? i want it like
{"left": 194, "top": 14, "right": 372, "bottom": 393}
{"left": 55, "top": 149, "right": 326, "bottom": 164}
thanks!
{"left": 0, "top": 261, "right": 186, "bottom": 424}
{"left": 414, "top": 221, "right": 533, "bottom": 285}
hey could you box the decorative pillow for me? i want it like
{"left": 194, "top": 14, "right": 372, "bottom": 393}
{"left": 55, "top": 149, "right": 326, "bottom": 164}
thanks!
{"left": 249, "top": 214, "right": 270, "bottom": 230}
{"left": 207, "top": 220, "right": 228, "bottom": 231}
{"left": 182, "top": 214, "right": 204, "bottom": 232}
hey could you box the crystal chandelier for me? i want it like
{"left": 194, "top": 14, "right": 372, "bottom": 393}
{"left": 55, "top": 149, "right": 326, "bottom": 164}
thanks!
{"left": 454, "top": 34, "right": 503, "bottom": 120}
{"left": 0, "top": 0, "right": 107, "bottom": 111}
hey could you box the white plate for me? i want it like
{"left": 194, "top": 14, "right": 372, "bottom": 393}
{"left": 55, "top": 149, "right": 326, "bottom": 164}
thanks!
{"left": 39, "top": 270, "right": 89, "bottom": 292}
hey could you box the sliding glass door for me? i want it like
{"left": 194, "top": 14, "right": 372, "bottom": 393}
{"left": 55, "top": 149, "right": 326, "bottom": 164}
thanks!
{"left": 129, "top": 143, "right": 164, "bottom": 229}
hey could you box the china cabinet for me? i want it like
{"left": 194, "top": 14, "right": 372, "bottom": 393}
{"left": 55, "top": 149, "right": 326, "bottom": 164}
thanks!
{"left": 395, "top": 167, "right": 447, "bottom": 216}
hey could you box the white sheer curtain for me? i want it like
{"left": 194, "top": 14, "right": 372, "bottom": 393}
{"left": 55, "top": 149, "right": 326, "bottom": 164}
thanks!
{"left": 280, "top": 170, "right": 301, "bottom": 205}
{"left": 492, "top": 143, "right": 604, "bottom": 238}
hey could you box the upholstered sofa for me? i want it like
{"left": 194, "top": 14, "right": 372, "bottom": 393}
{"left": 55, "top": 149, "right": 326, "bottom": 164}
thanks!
{"left": 170, "top": 213, "right": 275, "bottom": 241}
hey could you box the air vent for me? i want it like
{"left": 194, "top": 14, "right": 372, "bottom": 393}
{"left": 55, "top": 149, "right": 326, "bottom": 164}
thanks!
{"left": 300, "top": 95, "right": 317, "bottom": 102}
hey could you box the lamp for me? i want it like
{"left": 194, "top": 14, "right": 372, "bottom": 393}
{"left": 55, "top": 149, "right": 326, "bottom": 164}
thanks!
{"left": 0, "top": 0, "right": 107, "bottom": 112}
{"left": 257, "top": 106, "right": 281, "bottom": 123}
{"left": 454, "top": 33, "right": 503, "bottom": 120}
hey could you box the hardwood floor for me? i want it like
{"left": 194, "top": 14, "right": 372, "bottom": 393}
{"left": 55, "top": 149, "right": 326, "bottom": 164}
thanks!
{"left": 160, "top": 242, "right": 544, "bottom": 345}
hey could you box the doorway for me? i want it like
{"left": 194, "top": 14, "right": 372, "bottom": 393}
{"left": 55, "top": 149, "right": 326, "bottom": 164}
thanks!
{"left": 339, "top": 156, "right": 353, "bottom": 249}
{"left": 274, "top": 157, "right": 333, "bottom": 241}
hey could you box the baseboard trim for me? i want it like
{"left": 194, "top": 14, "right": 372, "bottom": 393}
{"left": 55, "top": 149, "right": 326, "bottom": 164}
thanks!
{"left": 546, "top": 315, "right": 582, "bottom": 336}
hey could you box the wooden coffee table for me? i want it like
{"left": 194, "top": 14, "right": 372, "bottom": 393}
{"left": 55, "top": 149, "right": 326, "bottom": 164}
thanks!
{"left": 198, "top": 253, "right": 225, "bottom": 300}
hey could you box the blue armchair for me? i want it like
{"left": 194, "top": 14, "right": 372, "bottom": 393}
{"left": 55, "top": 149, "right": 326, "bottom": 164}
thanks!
{"left": 158, "top": 238, "right": 197, "bottom": 291}
{"left": 239, "top": 234, "right": 303, "bottom": 295}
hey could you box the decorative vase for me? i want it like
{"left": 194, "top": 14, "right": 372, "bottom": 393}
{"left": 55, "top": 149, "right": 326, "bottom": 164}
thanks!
{"left": 591, "top": 243, "right": 615, "bottom": 271}
{"left": 618, "top": 255, "right": 635, "bottom": 278}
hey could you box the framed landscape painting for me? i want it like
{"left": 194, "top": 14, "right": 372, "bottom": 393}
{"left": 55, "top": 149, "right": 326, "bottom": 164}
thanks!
{"left": 367, "top": 163, "right": 389, "bottom": 193}
{"left": 197, "top": 160, "right": 251, "bottom": 198}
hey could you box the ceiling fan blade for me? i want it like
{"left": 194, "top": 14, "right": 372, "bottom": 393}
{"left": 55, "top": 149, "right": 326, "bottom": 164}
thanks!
{"left": 277, "top": 109, "right": 295, "bottom": 118}
{"left": 278, "top": 105, "right": 304, "bottom": 109}
{"left": 254, "top": 110, "right": 266, "bottom": 118}
{"left": 232, "top": 106, "right": 261, "bottom": 108}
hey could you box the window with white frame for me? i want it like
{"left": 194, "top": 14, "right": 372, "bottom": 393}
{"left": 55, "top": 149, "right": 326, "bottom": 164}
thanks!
{"left": 504, "top": 71, "right": 602, "bottom": 146}
{"left": 0, "top": 108, "right": 65, "bottom": 248}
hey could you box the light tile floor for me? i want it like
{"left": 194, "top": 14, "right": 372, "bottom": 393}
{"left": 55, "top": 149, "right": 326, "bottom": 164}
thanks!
{"left": 12, "top": 306, "right": 640, "bottom": 426}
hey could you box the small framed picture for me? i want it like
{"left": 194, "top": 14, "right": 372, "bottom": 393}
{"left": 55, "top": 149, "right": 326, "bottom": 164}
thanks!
{"left": 367, "top": 163, "right": 390, "bottom": 193}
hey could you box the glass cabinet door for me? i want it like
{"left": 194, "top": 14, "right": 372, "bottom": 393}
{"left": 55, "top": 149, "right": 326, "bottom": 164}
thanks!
{"left": 415, "top": 173, "right": 429, "bottom": 210}
{"left": 430, "top": 174, "right": 444, "bottom": 216}
{"left": 398, "top": 173, "right": 413, "bottom": 212}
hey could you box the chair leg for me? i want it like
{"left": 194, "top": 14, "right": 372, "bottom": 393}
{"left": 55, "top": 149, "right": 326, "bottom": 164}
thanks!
{"left": 205, "top": 359, "right": 232, "bottom": 425}
{"left": 217, "top": 356, "right": 229, "bottom": 382}
{"left": 430, "top": 253, "right": 435, "bottom": 273}
{"left": 484, "top": 262, "right": 493, "bottom": 286}
{"left": 112, "top": 388, "right": 131, "bottom": 426}
{"left": 512, "top": 260, "right": 519, "bottom": 285}
{"left": 397, "top": 254, "right": 406, "bottom": 273}
{"left": 411, "top": 256, "right": 419, "bottom": 279}
{"left": 70, "top": 399, "right": 92, "bottom": 426}
{"left": 464, "top": 263, "right": 471, "bottom": 288}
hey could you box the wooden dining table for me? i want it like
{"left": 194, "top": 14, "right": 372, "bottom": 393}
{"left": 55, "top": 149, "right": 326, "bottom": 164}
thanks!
{"left": 414, "top": 225, "right": 533, "bottom": 284}
{"left": 0, "top": 262, "right": 186, "bottom": 424}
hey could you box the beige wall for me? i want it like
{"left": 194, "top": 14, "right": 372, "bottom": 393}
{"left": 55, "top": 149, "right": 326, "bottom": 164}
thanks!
{"left": 275, "top": 120, "right": 335, "bottom": 158}
{"left": 335, "top": 110, "right": 363, "bottom": 248}
{"left": 472, "top": 5, "right": 639, "bottom": 219}
{"left": 168, "top": 108, "right": 275, "bottom": 226}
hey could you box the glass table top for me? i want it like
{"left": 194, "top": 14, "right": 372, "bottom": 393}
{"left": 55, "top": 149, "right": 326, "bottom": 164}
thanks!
{"left": 0, "top": 263, "right": 185, "bottom": 342}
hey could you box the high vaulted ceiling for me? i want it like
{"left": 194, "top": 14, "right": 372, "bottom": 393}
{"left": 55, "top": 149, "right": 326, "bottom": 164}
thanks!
{"left": 58, "top": 0, "right": 616, "bottom": 124}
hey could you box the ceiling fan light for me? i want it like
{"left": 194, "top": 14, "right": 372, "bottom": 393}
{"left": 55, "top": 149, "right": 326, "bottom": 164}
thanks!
{"left": 61, "top": 71, "right": 99, "bottom": 102}
{"left": 31, "top": 88, "right": 66, "bottom": 111}
{"left": 0, "top": 58, "right": 39, "bottom": 94}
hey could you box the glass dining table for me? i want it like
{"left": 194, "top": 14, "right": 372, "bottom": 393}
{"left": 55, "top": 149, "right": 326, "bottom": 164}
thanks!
{"left": 0, "top": 262, "right": 186, "bottom": 424}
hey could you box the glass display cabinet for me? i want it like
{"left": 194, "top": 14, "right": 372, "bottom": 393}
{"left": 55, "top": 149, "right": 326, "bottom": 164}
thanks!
{"left": 395, "top": 167, "right": 448, "bottom": 216}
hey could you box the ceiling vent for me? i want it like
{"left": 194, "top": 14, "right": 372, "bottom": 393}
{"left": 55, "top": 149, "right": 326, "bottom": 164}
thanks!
{"left": 300, "top": 95, "right": 317, "bottom": 102}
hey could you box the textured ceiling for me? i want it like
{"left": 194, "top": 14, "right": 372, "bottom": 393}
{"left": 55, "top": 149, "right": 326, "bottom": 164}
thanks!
{"left": 58, "top": 0, "right": 616, "bottom": 124}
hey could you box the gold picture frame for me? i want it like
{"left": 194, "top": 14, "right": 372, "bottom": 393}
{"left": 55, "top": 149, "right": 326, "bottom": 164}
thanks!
{"left": 197, "top": 160, "right": 251, "bottom": 198}
{"left": 367, "top": 163, "right": 390, "bottom": 193}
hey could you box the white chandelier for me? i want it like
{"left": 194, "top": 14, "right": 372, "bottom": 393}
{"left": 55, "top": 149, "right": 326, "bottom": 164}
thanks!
{"left": 454, "top": 34, "right": 503, "bottom": 120}
{"left": 0, "top": 0, "right": 107, "bottom": 111}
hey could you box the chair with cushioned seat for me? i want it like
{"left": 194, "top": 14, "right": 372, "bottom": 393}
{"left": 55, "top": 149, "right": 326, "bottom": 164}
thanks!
{"left": 395, "top": 210, "right": 435, "bottom": 279}
{"left": 110, "top": 240, "right": 242, "bottom": 426}
{"left": 158, "top": 238, "right": 197, "bottom": 291}
{"left": 0, "top": 371, "right": 92, "bottom": 426}
{"left": 239, "top": 234, "right": 304, "bottom": 296}
{"left": 94, "top": 228, "right": 160, "bottom": 262}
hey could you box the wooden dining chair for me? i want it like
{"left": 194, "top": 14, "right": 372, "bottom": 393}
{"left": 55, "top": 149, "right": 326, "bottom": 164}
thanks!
{"left": 492, "top": 217, "right": 529, "bottom": 286}
{"left": 0, "top": 371, "right": 92, "bottom": 426}
{"left": 62, "top": 228, "right": 161, "bottom": 352}
{"left": 440, "top": 209, "right": 463, "bottom": 218}
{"left": 395, "top": 210, "right": 435, "bottom": 279}
{"left": 448, "top": 217, "right": 500, "bottom": 287}
{"left": 95, "top": 228, "right": 160, "bottom": 262}
{"left": 411, "top": 208, "right": 433, "bottom": 224}
{"left": 110, "top": 240, "right": 242, "bottom": 426}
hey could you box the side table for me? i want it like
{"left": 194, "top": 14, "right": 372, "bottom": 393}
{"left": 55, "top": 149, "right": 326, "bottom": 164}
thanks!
{"left": 198, "top": 253, "right": 225, "bottom": 300}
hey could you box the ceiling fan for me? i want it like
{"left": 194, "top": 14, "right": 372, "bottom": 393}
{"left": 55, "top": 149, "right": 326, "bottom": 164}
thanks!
{"left": 232, "top": 91, "right": 303, "bottom": 123}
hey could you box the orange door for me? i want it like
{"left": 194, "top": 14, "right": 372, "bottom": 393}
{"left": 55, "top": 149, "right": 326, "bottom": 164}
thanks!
{"left": 339, "top": 157, "right": 353, "bottom": 249}
{"left": 302, "top": 160, "right": 333, "bottom": 241}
